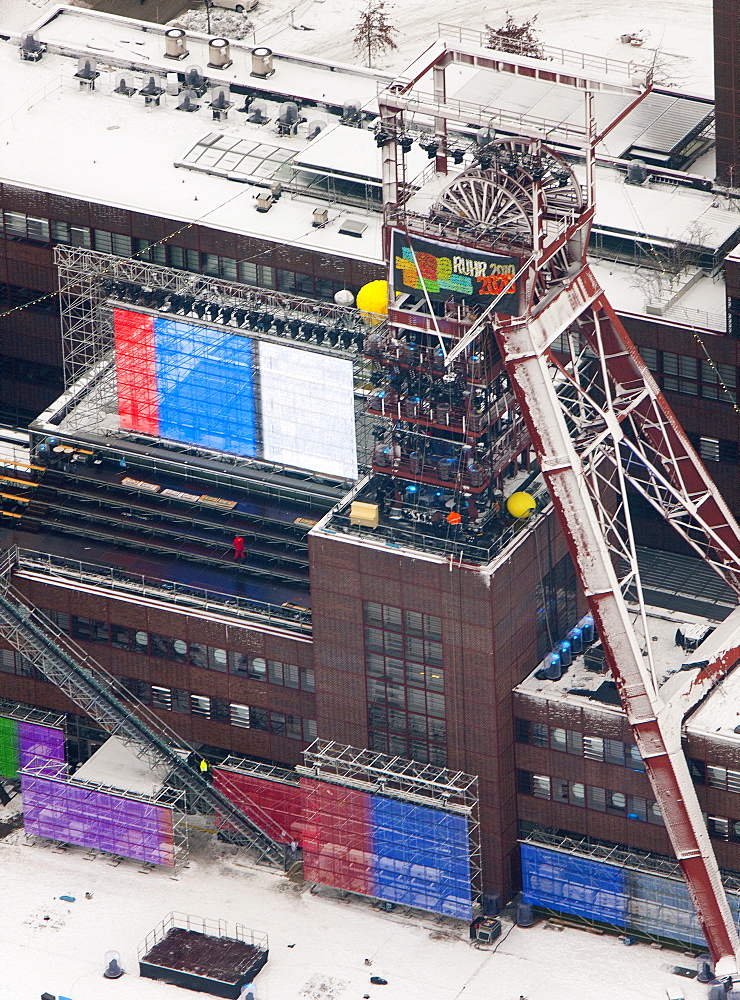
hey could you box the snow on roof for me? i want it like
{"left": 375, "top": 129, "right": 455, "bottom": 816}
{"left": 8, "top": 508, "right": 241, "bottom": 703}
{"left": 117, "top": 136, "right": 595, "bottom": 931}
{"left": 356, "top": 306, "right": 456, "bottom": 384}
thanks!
{"left": 73, "top": 735, "right": 170, "bottom": 796}
{"left": 0, "top": 800, "right": 713, "bottom": 1000}
{"left": 0, "top": 8, "right": 385, "bottom": 263}
{"left": 516, "top": 603, "right": 722, "bottom": 715}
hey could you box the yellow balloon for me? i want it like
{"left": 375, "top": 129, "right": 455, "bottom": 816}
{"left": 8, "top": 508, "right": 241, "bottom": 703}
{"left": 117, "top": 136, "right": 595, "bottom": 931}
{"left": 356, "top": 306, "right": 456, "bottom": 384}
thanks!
{"left": 506, "top": 491, "right": 536, "bottom": 518}
{"left": 356, "top": 280, "right": 388, "bottom": 326}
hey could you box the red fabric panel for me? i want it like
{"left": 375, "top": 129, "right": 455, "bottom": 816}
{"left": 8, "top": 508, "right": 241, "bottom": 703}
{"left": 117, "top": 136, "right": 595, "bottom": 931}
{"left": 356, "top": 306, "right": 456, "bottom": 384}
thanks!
{"left": 300, "top": 776, "right": 373, "bottom": 895}
{"left": 114, "top": 308, "right": 159, "bottom": 434}
{"left": 213, "top": 769, "right": 304, "bottom": 845}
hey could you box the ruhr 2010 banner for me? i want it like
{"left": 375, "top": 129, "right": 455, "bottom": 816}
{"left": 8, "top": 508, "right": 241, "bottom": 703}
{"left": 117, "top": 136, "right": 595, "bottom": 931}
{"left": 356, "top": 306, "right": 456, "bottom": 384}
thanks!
{"left": 391, "top": 230, "right": 520, "bottom": 316}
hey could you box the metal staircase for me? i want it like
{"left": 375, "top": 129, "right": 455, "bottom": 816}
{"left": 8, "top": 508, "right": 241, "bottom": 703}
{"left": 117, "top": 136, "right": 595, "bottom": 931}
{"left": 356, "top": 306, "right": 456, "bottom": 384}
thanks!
{"left": 0, "top": 548, "right": 286, "bottom": 868}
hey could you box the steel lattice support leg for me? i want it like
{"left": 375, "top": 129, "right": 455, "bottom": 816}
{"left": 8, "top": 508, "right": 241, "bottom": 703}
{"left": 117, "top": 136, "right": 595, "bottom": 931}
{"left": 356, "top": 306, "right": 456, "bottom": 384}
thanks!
{"left": 497, "top": 297, "right": 740, "bottom": 971}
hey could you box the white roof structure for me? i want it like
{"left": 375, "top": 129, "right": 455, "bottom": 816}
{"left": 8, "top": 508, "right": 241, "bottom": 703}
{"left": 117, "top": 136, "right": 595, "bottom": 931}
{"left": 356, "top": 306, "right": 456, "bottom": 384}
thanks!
{"left": 1, "top": 6, "right": 737, "bottom": 285}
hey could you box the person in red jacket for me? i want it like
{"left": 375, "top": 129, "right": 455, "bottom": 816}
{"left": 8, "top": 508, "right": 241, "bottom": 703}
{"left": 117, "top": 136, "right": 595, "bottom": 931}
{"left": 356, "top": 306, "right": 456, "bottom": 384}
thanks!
{"left": 232, "top": 535, "right": 245, "bottom": 560}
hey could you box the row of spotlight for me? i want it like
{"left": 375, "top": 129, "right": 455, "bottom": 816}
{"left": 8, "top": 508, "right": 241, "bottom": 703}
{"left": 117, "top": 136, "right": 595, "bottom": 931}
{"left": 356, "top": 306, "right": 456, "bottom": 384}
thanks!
{"left": 102, "top": 280, "right": 366, "bottom": 351}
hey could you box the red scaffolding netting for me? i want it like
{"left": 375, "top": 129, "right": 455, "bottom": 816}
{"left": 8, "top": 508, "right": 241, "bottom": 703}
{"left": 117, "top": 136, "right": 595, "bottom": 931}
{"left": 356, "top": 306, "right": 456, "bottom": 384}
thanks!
{"left": 300, "top": 776, "right": 374, "bottom": 896}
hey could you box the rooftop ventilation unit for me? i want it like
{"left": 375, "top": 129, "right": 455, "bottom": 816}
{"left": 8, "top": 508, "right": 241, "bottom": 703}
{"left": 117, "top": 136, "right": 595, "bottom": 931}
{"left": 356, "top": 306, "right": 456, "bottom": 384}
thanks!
{"left": 312, "top": 207, "right": 328, "bottom": 227}
{"left": 338, "top": 218, "right": 367, "bottom": 238}
{"left": 255, "top": 191, "right": 273, "bottom": 213}
{"left": 164, "top": 27, "right": 188, "bottom": 60}
{"left": 277, "top": 101, "right": 299, "bottom": 136}
{"left": 341, "top": 98, "right": 362, "bottom": 126}
{"left": 140, "top": 75, "right": 165, "bottom": 106}
{"left": 166, "top": 71, "right": 180, "bottom": 96}
{"left": 20, "top": 31, "right": 44, "bottom": 62}
{"left": 251, "top": 46, "right": 274, "bottom": 78}
{"left": 114, "top": 72, "right": 137, "bottom": 97}
{"left": 75, "top": 56, "right": 99, "bottom": 91}
{"left": 247, "top": 98, "right": 268, "bottom": 124}
{"left": 208, "top": 37, "right": 232, "bottom": 69}
{"left": 176, "top": 90, "right": 200, "bottom": 112}
{"left": 209, "top": 84, "right": 232, "bottom": 121}
{"left": 307, "top": 119, "right": 326, "bottom": 140}
{"left": 184, "top": 65, "right": 207, "bottom": 96}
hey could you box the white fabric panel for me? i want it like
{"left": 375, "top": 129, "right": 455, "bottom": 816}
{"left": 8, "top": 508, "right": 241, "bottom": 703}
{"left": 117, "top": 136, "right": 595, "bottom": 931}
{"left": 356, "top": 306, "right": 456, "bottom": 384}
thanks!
{"left": 257, "top": 341, "right": 358, "bottom": 480}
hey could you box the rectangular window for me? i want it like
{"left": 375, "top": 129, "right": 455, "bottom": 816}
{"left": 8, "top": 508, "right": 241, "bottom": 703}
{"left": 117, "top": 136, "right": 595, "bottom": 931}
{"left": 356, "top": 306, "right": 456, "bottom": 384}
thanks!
{"left": 707, "top": 765, "right": 727, "bottom": 790}
{"left": 728, "top": 769, "right": 740, "bottom": 794}
{"left": 606, "top": 790, "right": 626, "bottom": 816}
{"left": 251, "top": 707, "right": 269, "bottom": 731}
{"left": 531, "top": 723, "right": 549, "bottom": 748}
{"left": 648, "top": 800, "right": 664, "bottom": 826}
{"left": 230, "top": 703, "right": 250, "bottom": 728}
{"left": 111, "top": 233, "right": 132, "bottom": 257}
{"left": 532, "top": 775, "right": 551, "bottom": 800}
{"left": 583, "top": 735, "right": 604, "bottom": 761}
{"left": 283, "top": 663, "right": 300, "bottom": 689}
{"left": 627, "top": 795, "right": 647, "bottom": 822}
{"left": 248, "top": 657, "right": 267, "bottom": 682}
{"left": 550, "top": 728, "right": 567, "bottom": 753}
{"left": 238, "top": 260, "right": 257, "bottom": 285}
{"left": 212, "top": 698, "right": 229, "bottom": 724}
{"left": 552, "top": 778, "right": 569, "bottom": 804}
{"left": 688, "top": 758, "right": 705, "bottom": 784}
{"left": 286, "top": 714, "right": 302, "bottom": 739}
{"left": 149, "top": 634, "right": 171, "bottom": 659}
{"left": 268, "top": 660, "right": 284, "bottom": 684}
{"left": 709, "top": 815, "right": 730, "bottom": 840}
{"left": 94, "top": 230, "right": 113, "bottom": 253}
{"left": 172, "top": 688, "right": 190, "bottom": 713}
{"left": 301, "top": 668, "right": 315, "bottom": 692}
{"left": 202, "top": 253, "right": 220, "bottom": 277}
{"left": 270, "top": 711, "right": 286, "bottom": 736}
{"left": 626, "top": 744, "right": 645, "bottom": 772}
{"left": 191, "top": 694, "right": 211, "bottom": 718}
{"left": 208, "top": 647, "right": 228, "bottom": 673}
{"left": 189, "top": 643, "right": 208, "bottom": 669}
{"left": 229, "top": 652, "right": 248, "bottom": 676}
{"left": 567, "top": 730, "right": 583, "bottom": 756}
{"left": 220, "top": 257, "right": 238, "bottom": 281}
{"left": 303, "top": 718, "right": 317, "bottom": 741}
{"left": 111, "top": 625, "right": 133, "bottom": 650}
{"left": 152, "top": 685, "right": 172, "bottom": 711}
{"left": 700, "top": 436, "right": 720, "bottom": 462}
{"left": 0, "top": 649, "right": 15, "bottom": 673}
{"left": 70, "top": 225, "right": 91, "bottom": 249}
{"left": 587, "top": 785, "right": 606, "bottom": 812}
{"left": 3, "top": 212, "right": 27, "bottom": 237}
{"left": 26, "top": 216, "right": 49, "bottom": 241}
{"left": 604, "top": 739, "right": 625, "bottom": 767}
{"left": 569, "top": 782, "right": 585, "bottom": 808}
{"left": 134, "top": 237, "right": 151, "bottom": 261}
{"left": 515, "top": 718, "right": 531, "bottom": 744}
{"left": 640, "top": 347, "right": 658, "bottom": 371}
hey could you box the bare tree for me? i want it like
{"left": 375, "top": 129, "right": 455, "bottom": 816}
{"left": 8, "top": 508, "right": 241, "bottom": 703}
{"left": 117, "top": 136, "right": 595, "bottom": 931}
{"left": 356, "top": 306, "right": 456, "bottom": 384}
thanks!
{"left": 486, "top": 11, "right": 543, "bottom": 58}
{"left": 353, "top": 1, "right": 398, "bottom": 68}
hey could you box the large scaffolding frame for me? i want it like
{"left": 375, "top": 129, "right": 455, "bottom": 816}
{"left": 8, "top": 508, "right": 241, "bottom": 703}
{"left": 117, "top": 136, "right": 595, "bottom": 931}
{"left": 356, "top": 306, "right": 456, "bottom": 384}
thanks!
{"left": 21, "top": 754, "right": 189, "bottom": 871}
{"left": 298, "top": 739, "right": 482, "bottom": 915}
{"left": 55, "top": 247, "right": 374, "bottom": 472}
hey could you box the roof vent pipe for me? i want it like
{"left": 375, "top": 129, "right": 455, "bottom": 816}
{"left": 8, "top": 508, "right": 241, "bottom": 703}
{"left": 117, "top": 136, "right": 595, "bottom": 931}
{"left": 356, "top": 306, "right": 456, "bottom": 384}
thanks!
{"left": 208, "top": 37, "right": 232, "bottom": 69}
{"left": 251, "top": 46, "right": 274, "bottom": 78}
{"left": 164, "top": 28, "right": 188, "bottom": 60}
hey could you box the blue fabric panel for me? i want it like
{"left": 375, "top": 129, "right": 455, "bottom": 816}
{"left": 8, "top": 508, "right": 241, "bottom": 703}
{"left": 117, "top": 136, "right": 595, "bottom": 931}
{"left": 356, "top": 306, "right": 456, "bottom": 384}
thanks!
{"left": 369, "top": 795, "right": 472, "bottom": 919}
{"left": 626, "top": 869, "right": 705, "bottom": 946}
{"left": 521, "top": 844, "right": 628, "bottom": 927}
{"left": 153, "top": 318, "right": 258, "bottom": 456}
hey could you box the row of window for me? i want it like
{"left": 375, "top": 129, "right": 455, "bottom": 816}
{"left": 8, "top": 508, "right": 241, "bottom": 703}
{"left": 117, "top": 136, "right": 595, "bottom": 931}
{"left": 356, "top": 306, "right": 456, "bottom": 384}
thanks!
{"left": 118, "top": 675, "right": 317, "bottom": 740}
{"left": 689, "top": 434, "right": 739, "bottom": 465}
{"left": 0, "top": 211, "right": 350, "bottom": 302}
{"left": 552, "top": 333, "right": 738, "bottom": 406}
{"left": 44, "top": 611, "right": 315, "bottom": 692}
{"left": 517, "top": 770, "right": 664, "bottom": 825}
{"left": 364, "top": 601, "right": 446, "bottom": 768}
{"left": 516, "top": 719, "right": 645, "bottom": 771}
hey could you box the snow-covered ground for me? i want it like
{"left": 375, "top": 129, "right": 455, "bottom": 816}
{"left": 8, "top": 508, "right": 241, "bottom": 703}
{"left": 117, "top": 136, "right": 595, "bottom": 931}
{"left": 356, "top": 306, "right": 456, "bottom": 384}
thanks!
{"left": 0, "top": 803, "right": 709, "bottom": 1000}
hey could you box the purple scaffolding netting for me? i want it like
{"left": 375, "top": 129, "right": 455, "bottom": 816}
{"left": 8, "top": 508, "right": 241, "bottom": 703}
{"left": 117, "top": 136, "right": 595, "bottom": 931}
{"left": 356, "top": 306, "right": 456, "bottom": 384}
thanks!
{"left": 18, "top": 721, "right": 66, "bottom": 774}
{"left": 21, "top": 769, "right": 176, "bottom": 866}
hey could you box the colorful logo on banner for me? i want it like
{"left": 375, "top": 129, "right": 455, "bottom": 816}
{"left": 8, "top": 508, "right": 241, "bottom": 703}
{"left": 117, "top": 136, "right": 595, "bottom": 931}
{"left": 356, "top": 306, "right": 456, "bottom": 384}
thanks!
{"left": 392, "top": 230, "right": 519, "bottom": 315}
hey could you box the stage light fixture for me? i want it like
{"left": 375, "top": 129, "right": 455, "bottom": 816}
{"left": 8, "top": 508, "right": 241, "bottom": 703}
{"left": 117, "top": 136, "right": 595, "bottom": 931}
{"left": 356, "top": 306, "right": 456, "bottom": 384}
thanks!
{"left": 288, "top": 319, "right": 301, "bottom": 338}
{"left": 399, "top": 135, "right": 413, "bottom": 153}
{"left": 375, "top": 131, "right": 390, "bottom": 148}
{"left": 314, "top": 325, "right": 325, "bottom": 345}
{"left": 449, "top": 148, "right": 465, "bottom": 165}
{"left": 234, "top": 308, "right": 247, "bottom": 326}
{"left": 274, "top": 318, "right": 286, "bottom": 334}
{"left": 193, "top": 300, "right": 207, "bottom": 318}
{"left": 221, "top": 306, "right": 233, "bottom": 324}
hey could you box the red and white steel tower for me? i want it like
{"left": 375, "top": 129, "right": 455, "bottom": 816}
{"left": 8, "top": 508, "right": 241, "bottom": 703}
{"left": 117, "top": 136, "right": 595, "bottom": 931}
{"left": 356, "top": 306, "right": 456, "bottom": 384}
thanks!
{"left": 373, "top": 33, "right": 740, "bottom": 971}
